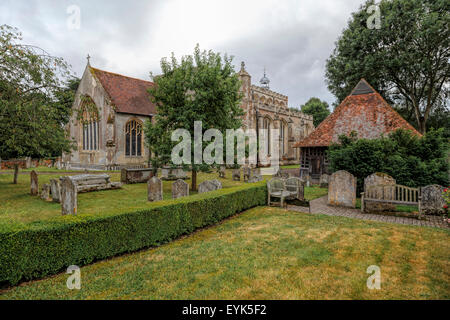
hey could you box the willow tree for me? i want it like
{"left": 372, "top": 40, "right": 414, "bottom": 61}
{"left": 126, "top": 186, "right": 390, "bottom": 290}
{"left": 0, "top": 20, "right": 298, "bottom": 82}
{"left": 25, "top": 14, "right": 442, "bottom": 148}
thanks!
{"left": 326, "top": 0, "right": 449, "bottom": 133}
{"left": 145, "top": 45, "right": 243, "bottom": 191}
{"left": 0, "top": 25, "right": 76, "bottom": 183}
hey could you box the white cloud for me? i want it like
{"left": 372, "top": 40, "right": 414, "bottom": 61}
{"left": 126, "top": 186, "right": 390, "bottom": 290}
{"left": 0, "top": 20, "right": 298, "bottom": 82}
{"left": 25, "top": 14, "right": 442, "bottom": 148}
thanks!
{"left": 0, "top": 0, "right": 365, "bottom": 106}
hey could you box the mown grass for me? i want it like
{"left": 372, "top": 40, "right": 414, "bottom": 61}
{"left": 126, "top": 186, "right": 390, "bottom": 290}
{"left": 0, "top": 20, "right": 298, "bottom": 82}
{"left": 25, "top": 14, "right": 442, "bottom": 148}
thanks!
{"left": 0, "top": 168, "right": 327, "bottom": 226}
{"left": 355, "top": 198, "right": 419, "bottom": 213}
{"left": 1, "top": 206, "right": 448, "bottom": 300}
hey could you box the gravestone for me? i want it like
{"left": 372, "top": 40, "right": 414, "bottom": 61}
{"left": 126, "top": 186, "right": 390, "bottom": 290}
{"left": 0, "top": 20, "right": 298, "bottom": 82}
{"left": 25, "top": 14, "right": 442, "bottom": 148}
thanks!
{"left": 40, "top": 183, "right": 51, "bottom": 201}
{"left": 198, "top": 179, "right": 223, "bottom": 194}
{"left": 232, "top": 169, "right": 241, "bottom": 181}
{"left": 61, "top": 177, "right": 77, "bottom": 215}
{"left": 172, "top": 179, "right": 189, "bottom": 199}
{"left": 30, "top": 170, "right": 39, "bottom": 196}
{"left": 50, "top": 178, "right": 61, "bottom": 203}
{"left": 148, "top": 176, "right": 163, "bottom": 202}
{"left": 161, "top": 167, "right": 187, "bottom": 181}
{"left": 248, "top": 174, "right": 263, "bottom": 183}
{"left": 243, "top": 167, "right": 251, "bottom": 182}
{"left": 320, "top": 174, "right": 329, "bottom": 188}
{"left": 421, "top": 185, "right": 445, "bottom": 215}
{"left": 364, "top": 172, "right": 396, "bottom": 212}
{"left": 219, "top": 165, "right": 226, "bottom": 179}
{"left": 328, "top": 170, "right": 356, "bottom": 208}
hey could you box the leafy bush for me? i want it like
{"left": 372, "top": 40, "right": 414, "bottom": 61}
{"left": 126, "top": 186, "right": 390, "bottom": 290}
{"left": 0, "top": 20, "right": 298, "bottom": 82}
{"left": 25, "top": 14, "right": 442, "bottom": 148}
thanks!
{"left": 0, "top": 183, "right": 267, "bottom": 286}
{"left": 328, "top": 129, "right": 449, "bottom": 192}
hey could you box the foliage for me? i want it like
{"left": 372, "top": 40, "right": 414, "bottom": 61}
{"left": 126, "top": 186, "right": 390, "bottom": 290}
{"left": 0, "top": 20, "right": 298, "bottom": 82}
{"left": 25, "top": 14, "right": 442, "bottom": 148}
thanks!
{"left": 328, "top": 129, "right": 449, "bottom": 192}
{"left": 300, "top": 97, "right": 330, "bottom": 127}
{"left": 0, "top": 183, "right": 266, "bottom": 286}
{"left": 145, "top": 45, "right": 244, "bottom": 189}
{"left": 325, "top": 0, "right": 450, "bottom": 133}
{"left": 0, "top": 25, "right": 76, "bottom": 159}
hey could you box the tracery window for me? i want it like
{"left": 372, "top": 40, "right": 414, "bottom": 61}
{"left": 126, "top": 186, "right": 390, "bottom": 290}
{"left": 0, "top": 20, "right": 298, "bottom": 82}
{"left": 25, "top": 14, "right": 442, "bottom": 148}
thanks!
{"left": 82, "top": 120, "right": 99, "bottom": 151}
{"left": 263, "top": 118, "right": 271, "bottom": 154}
{"left": 125, "top": 120, "right": 143, "bottom": 157}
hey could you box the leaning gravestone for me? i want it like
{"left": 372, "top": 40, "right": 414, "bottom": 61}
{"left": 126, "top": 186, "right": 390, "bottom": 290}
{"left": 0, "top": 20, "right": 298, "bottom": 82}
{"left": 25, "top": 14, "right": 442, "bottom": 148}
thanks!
{"left": 30, "top": 170, "right": 39, "bottom": 196}
{"left": 40, "top": 183, "right": 51, "bottom": 201}
{"left": 232, "top": 169, "right": 241, "bottom": 181}
{"left": 328, "top": 170, "right": 357, "bottom": 208}
{"left": 148, "top": 176, "right": 163, "bottom": 202}
{"left": 172, "top": 179, "right": 189, "bottom": 199}
{"left": 61, "top": 177, "right": 77, "bottom": 215}
{"left": 421, "top": 185, "right": 445, "bottom": 215}
{"left": 50, "top": 178, "right": 61, "bottom": 203}
{"left": 364, "top": 172, "right": 396, "bottom": 212}
{"left": 198, "top": 179, "right": 223, "bottom": 194}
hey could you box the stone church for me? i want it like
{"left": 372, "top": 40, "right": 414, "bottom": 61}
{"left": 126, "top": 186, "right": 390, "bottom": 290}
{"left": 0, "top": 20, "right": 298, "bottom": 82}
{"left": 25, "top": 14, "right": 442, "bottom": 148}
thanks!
{"left": 62, "top": 60, "right": 314, "bottom": 170}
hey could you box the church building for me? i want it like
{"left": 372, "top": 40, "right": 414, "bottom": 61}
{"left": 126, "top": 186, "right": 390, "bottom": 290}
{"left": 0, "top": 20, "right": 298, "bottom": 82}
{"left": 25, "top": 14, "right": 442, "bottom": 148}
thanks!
{"left": 62, "top": 60, "right": 314, "bottom": 170}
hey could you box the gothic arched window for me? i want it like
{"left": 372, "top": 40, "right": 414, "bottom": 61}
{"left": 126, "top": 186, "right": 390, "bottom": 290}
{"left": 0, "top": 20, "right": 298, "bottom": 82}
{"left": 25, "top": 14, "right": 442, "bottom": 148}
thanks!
{"left": 80, "top": 95, "right": 99, "bottom": 151}
{"left": 125, "top": 120, "right": 143, "bottom": 157}
{"left": 263, "top": 118, "right": 271, "bottom": 155}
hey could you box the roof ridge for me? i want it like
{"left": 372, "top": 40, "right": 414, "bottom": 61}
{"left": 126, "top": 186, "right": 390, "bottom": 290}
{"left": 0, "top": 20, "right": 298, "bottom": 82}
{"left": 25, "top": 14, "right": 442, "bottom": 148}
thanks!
{"left": 90, "top": 66, "right": 154, "bottom": 85}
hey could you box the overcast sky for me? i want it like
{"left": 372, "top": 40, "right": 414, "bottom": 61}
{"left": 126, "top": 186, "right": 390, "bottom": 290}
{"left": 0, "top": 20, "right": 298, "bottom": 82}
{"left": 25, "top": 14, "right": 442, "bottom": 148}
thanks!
{"left": 1, "top": 0, "right": 366, "bottom": 108}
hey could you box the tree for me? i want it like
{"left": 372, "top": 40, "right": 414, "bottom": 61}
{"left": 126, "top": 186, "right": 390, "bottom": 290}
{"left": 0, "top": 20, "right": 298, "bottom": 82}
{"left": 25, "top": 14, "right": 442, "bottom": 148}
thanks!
{"left": 325, "top": 0, "right": 449, "bottom": 133}
{"left": 0, "top": 25, "right": 75, "bottom": 183}
{"left": 145, "top": 45, "right": 244, "bottom": 191}
{"left": 300, "top": 97, "right": 330, "bottom": 127}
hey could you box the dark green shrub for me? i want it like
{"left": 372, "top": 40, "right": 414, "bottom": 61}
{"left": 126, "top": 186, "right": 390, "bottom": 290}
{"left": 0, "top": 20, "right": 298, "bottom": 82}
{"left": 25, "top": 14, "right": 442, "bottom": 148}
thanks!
{"left": 328, "top": 129, "right": 449, "bottom": 192}
{"left": 0, "top": 183, "right": 267, "bottom": 286}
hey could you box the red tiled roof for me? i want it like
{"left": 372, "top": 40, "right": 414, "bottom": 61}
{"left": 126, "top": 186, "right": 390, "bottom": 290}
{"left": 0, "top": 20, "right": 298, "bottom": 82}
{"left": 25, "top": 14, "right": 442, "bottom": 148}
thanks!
{"left": 90, "top": 67, "right": 157, "bottom": 116}
{"left": 294, "top": 79, "right": 421, "bottom": 148}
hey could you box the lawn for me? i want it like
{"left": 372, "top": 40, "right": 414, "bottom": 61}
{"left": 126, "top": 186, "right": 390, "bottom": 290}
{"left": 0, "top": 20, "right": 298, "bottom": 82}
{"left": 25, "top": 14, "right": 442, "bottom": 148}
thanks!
{"left": 1, "top": 206, "right": 448, "bottom": 299}
{"left": 0, "top": 168, "right": 327, "bottom": 226}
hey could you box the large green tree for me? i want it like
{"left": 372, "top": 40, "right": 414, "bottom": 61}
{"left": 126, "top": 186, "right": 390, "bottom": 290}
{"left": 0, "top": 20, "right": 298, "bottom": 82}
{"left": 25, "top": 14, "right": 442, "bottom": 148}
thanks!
{"left": 145, "top": 45, "right": 244, "bottom": 191}
{"left": 300, "top": 97, "right": 330, "bottom": 127}
{"left": 325, "top": 0, "right": 449, "bottom": 133}
{"left": 0, "top": 25, "right": 75, "bottom": 182}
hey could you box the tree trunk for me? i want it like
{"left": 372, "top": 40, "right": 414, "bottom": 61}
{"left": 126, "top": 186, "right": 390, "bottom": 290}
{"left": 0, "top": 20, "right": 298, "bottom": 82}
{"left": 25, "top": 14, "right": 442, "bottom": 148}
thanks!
{"left": 191, "top": 170, "right": 197, "bottom": 192}
{"left": 13, "top": 163, "right": 19, "bottom": 184}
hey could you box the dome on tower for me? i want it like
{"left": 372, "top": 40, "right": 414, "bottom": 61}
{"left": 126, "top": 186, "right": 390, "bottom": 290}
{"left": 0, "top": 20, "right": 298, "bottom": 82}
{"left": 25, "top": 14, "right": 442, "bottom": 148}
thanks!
{"left": 260, "top": 68, "right": 270, "bottom": 89}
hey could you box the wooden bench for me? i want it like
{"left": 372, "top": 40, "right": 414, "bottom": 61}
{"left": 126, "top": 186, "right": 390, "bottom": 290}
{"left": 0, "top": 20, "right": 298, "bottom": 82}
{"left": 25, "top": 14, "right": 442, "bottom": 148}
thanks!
{"left": 361, "top": 184, "right": 422, "bottom": 218}
{"left": 267, "top": 177, "right": 304, "bottom": 208}
{"left": 64, "top": 174, "right": 122, "bottom": 193}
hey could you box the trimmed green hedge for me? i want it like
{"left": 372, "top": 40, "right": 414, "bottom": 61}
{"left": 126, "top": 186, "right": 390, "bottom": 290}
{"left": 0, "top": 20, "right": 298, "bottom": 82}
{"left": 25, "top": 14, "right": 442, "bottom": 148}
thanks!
{"left": 0, "top": 183, "right": 267, "bottom": 286}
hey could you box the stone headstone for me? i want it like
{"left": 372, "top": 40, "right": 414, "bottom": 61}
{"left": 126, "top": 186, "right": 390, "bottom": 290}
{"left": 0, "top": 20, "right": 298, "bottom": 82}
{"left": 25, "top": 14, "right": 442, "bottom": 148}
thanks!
{"left": 25, "top": 157, "right": 32, "bottom": 169}
{"left": 172, "top": 179, "right": 189, "bottom": 199}
{"left": 364, "top": 172, "right": 396, "bottom": 212}
{"left": 219, "top": 165, "right": 226, "bottom": 178}
{"left": 40, "top": 183, "right": 51, "bottom": 201}
{"left": 320, "top": 174, "right": 329, "bottom": 187}
{"left": 243, "top": 167, "right": 251, "bottom": 182}
{"left": 50, "top": 178, "right": 61, "bottom": 203}
{"left": 328, "top": 170, "right": 356, "bottom": 208}
{"left": 148, "top": 176, "right": 163, "bottom": 202}
{"left": 248, "top": 174, "right": 263, "bottom": 183}
{"left": 421, "top": 185, "right": 445, "bottom": 215}
{"left": 198, "top": 179, "right": 223, "bottom": 194}
{"left": 61, "top": 177, "right": 77, "bottom": 215}
{"left": 232, "top": 169, "right": 241, "bottom": 181}
{"left": 30, "top": 170, "right": 39, "bottom": 196}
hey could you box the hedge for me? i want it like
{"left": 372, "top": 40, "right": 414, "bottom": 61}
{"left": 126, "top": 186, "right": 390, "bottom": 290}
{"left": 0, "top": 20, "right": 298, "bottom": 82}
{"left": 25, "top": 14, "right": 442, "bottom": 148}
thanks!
{"left": 0, "top": 183, "right": 267, "bottom": 286}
